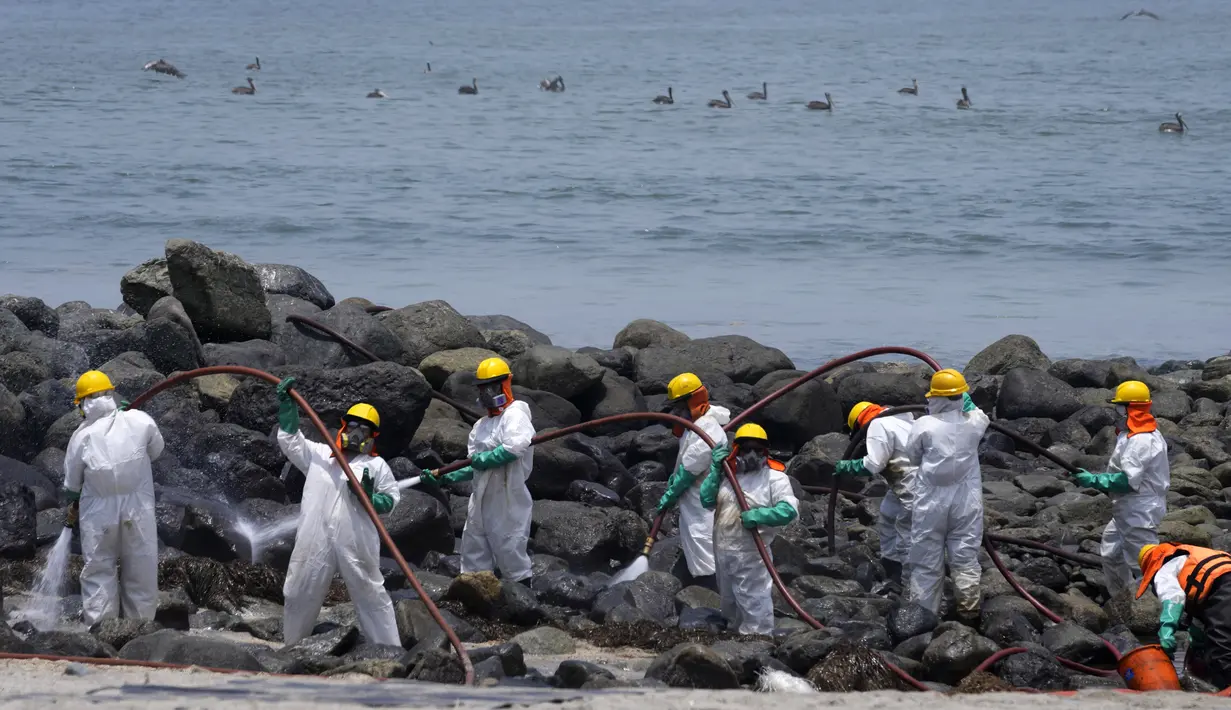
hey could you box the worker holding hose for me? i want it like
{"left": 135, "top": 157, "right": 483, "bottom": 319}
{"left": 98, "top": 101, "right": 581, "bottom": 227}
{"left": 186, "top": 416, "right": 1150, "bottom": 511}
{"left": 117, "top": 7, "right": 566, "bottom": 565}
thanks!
{"left": 904, "top": 369, "right": 989, "bottom": 619}
{"left": 275, "top": 378, "right": 401, "bottom": 646}
{"left": 1074, "top": 381, "right": 1170, "bottom": 597}
{"left": 700, "top": 423, "right": 798, "bottom": 634}
{"left": 835, "top": 401, "right": 918, "bottom": 585}
{"left": 657, "top": 372, "right": 729, "bottom": 580}
{"left": 1137, "top": 542, "right": 1231, "bottom": 686}
{"left": 427, "top": 358, "right": 535, "bottom": 585}
{"left": 63, "top": 370, "right": 164, "bottom": 626}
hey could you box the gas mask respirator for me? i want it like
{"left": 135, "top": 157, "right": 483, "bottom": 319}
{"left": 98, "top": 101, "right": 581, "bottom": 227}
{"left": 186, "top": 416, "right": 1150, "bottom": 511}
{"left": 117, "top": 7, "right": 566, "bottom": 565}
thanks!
{"left": 340, "top": 421, "right": 375, "bottom": 455}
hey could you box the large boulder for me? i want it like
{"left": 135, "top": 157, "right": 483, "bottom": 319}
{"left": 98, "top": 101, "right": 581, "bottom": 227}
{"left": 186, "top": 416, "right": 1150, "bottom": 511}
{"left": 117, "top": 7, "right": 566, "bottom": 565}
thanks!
{"left": 633, "top": 336, "right": 794, "bottom": 393}
{"left": 613, "top": 319, "right": 689, "bottom": 350}
{"left": 0, "top": 351, "right": 51, "bottom": 395}
{"left": 409, "top": 418, "right": 470, "bottom": 462}
{"left": 165, "top": 240, "right": 271, "bottom": 342}
{"left": 783, "top": 432, "right": 860, "bottom": 489}
{"left": 0, "top": 387, "right": 28, "bottom": 459}
{"left": 834, "top": 371, "right": 930, "bottom": 411}
{"left": 1040, "top": 622, "right": 1116, "bottom": 666}
{"left": 0, "top": 296, "right": 58, "bottom": 337}
{"left": 997, "top": 368, "right": 1082, "bottom": 420}
{"left": 753, "top": 370, "right": 843, "bottom": 450}
{"left": 56, "top": 308, "right": 144, "bottom": 368}
{"left": 530, "top": 500, "right": 647, "bottom": 569}
{"left": 572, "top": 370, "right": 648, "bottom": 435}
{"left": 0, "top": 454, "right": 59, "bottom": 511}
{"left": 2, "top": 333, "right": 88, "bottom": 380}
{"left": 255, "top": 264, "right": 335, "bottom": 310}
{"left": 920, "top": 629, "right": 1000, "bottom": 685}
{"left": 376, "top": 300, "right": 486, "bottom": 366}
{"left": 202, "top": 340, "right": 286, "bottom": 370}
{"left": 964, "top": 335, "right": 1051, "bottom": 376}
{"left": 466, "top": 315, "right": 552, "bottom": 346}
{"left": 118, "top": 629, "right": 262, "bottom": 671}
{"left": 226, "top": 361, "right": 433, "bottom": 460}
{"left": 524, "top": 440, "right": 599, "bottom": 500}
{"left": 273, "top": 303, "right": 406, "bottom": 369}
{"left": 418, "top": 348, "right": 499, "bottom": 389}
{"left": 120, "top": 258, "right": 173, "bottom": 317}
{"left": 645, "top": 643, "right": 739, "bottom": 689}
{"left": 381, "top": 489, "right": 454, "bottom": 564}
{"left": 0, "top": 482, "right": 37, "bottom": 559}
{"left": 510, "top": 346, "right": 604, "bottom": 400}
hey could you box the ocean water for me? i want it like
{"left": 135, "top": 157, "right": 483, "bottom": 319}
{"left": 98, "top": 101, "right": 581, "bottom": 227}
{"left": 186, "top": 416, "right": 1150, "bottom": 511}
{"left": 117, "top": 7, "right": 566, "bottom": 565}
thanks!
{"left": 2, "top": 0, "right": 1229, "bottom": 368}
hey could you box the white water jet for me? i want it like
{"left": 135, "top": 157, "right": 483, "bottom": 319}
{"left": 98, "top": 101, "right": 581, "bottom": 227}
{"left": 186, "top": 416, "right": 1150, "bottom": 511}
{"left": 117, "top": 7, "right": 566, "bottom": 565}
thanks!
{"left": 397, "top": 476, "right": 422, "bottom": 490}
{"left": 607, "top": 555, "right": 650, "bottom": 586}
{"left": 13, "top": 527, "right": 74, "bottom": 631}
{"left": 231, "top": 515, "right": 300, "bottom": 563}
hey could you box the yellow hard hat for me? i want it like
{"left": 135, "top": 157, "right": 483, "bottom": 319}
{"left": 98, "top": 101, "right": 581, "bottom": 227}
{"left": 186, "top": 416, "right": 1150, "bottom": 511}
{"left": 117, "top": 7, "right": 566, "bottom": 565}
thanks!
{"left": 1110, "top": 380, "right": 1151, "bottom": 404}
{"left": 733, "top": 423, "right": 769, "bottom": 444}
{"left": 344, "top": 402, "right": 381, "bottom": 429}
{"left": 1138, "top": 543, "right": 1159, "bottom": 568}
{"left": 667, "top": 372, "right": 703, "bottom": 401}
{"left": 74, "top": 370, "right": 114, "bottom": 404}
{"left": 926, "top": 369, "right": 969, "bottom": 398}
{"left": 847, "top": 402, "right": 876, "bottom": 431}
{"left": 475, "top": 357, "right": 511, "bottom": 384}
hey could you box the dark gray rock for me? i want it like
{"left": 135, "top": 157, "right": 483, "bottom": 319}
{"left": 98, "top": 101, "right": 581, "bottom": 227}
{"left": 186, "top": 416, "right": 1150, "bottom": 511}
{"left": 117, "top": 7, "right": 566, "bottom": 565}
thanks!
{"left": 120, "top": 258, "right": 173, "bottom": 317}
{"left": 468, "top": 642, "right": 527, "bottom": 677}
{"left": 498, "top": 581, "right": 547, "bottom": 626}
{"left": 981, "top": 612, "right": 1040, "bottom": 647}
{"left": 90, "top": 618, "right": 164, "bottom": 650}
{"left": 480, "top": 330, "right": 534, "bottom": 361}
{"left": 525, "top": 441, "right": 600, "bottom": 501}
{"left": 994, "top": 644, "right": 1068, "bottom": 690}
{"left": 964, "top": 335, "right": 1051, "bottom": 376}
{"left": 678, "top": 607, "right": 726, "bottom": 632}
{"left": 893, "top": 632, "right": 933, "bottom": 662}
{"left": 202, "top": 339, "right": 287, "bottom": 370}
{"left": 381, "top": 489, "right": 454, "bottom": 565}
{"left": 572, "top": 370, "right": 647, "bottom": 435}
{"left": 2, "top": 333, "right": 88, "bottom": 381}
{"left": 226, "top": 361, "right": 432, "bottom": 459}
{"left": 592, "top": 572, "right": 679, "bottom": 624}
{"left": 566, "top": 480, "right": 621, "bottom": 507}
{"left": 645, "top": 642, "right": 739, "bottom": 689}
{"left": 510, "top": 346, "right": 604, "bottom": 400}
{"left": 675, "top": 585, "right": 722, "bottom": 611}
{"left": 835, "top": 370, "right": 931, "bottom": 412}
{"left": 515, "top": 386, "right": 581, "bottom": 427}
{"left": 1040, "top": 622, "right": 1116, "bottom": 666}
{"left": 998, "top": 368, "right": 1082, "bottom": 420}
{"left": 509, "top": 626, "right": 576, "bottom": 654}
{"left": 633, "top": 336, "right": 793, "bottom": 393}
{"left": 31, "top": 630, "right": 114, "bottom": 658}
{"left": 0, "top": 295, "right": 58, "bottom": 337}
{"left": 1047, "top": 358, "right": 1127, "bottom": 389}
{"left": 255, "top": 264, "right": 335, "bottom": 310}
{"left": 920, "top": 629, "right": 1000, "bottom": 685}
{"left": 773, "top": 628, "right": 847, "bottom": 673}
{"left": 0, "top": 622, "right": 35, "bottom": 653}
{"left": 531, "top": 572, "right": 600, "bottom": 611}
{"left": 554, "top": 659, "right": 615, "bottom": 688}
{"left": 156, "top": 587, "right": 197, "bottom": 630}
{"left": 287, "top": 624, "right": 359, "bottom": 657}
{"left": 1042, "top": 418, "right": 1092, "bottom": 450}
{"left": 466, "top": 315, "right": 551, "bottom": 346}
{"left": 165, "top": 239, "right": 271, "bottom": 343}
{"left": 1014, "top": 473, "right": 1065, "bottom": 498}
{"left": 1151, "top": 389, "right": 1193, "bottom": 422}
{"left": 0, "top": 351, "right": 51, "bottom": 398}
{"left": 628, "top": 425, "right": 680, "bottom": 470}
{"left": 752, "top": 369, "right": 843, "bottom": 451}
{"left": 530, "top": 500, "right": 646, "bottom": 569}
{"left": 613, "top": 319, "right": 689, "bottom": 350}
{"left": 1016, "top": 557, "right": 1068, "bottom": 591}
{"left": 274, "top": 303, "right": 405, "bottom": 369}
{"left": 376, "top": 300, "right": 486, "bottom": 366}
{"left": 0, "top": 481, "right": 37, "bottom": 558}
{"left": 583, "top": 347, "right": 636, "bottom": 379}
{"left": 118, "top": 629, "right": 263, "bottom": 671}
{"left": 406, "top": 648, "right": 465, "bottom": 683}
{"left": 887, "top": 602, "right": 939, "bottom": 644}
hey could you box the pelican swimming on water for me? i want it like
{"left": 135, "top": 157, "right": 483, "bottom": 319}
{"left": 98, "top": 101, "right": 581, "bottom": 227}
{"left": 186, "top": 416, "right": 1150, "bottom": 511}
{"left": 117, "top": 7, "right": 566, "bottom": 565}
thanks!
{"left": 458, "top": 78, "right": 478, "bottom": 94}
{"left": 246, "top": 57, "right": 261, "bottom": 71}
{"left": 1120, "top": 9, "right": 1160, "bottom": 19}
{"left": 143, "top": 58, "right": 185, "bottom": 78}
{"left": 424, "top": 62, "right": 431, "bottom": 73}
{"left": 956, "top": 86, "right": 971, "bottom": 109}
{"left": 899, "top": 78, "right": 918, "bottom": 95}
{"left": 1159, "top": 112, "right": 1186, "bottom": 133}
{"left": 653, "top": 87, "right": 674, "bottom": 104}
{"left": 539, "top": 76, "right": 565, "bottom": 92}
{"left": 747, "top": 82, "right": 767, "bottom": 100}
{"left": 708, "top": 90, "right": 733, "bottom": 108}
{"left": 806, "top": 93, "right": 833, "bottom": 110}
{"left": 232, "top": 78, "right": 256, "bottom": 95}
{"left": 367, "top": 88, "right": 387, "bottom": 98}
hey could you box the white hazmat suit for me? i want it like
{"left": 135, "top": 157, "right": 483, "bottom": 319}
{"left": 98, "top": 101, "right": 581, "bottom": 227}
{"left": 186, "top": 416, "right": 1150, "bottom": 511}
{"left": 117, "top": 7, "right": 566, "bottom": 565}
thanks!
{"left": 860, "top": 413, "right": 918, "bottom": 570}
{"left": 674, "top": 405, "right": 730, "bottom": 578}
{"left": 708, "top": 463, "right": 798, "bottom": 634}
{"left": 64, "top": 396, "right": 164, "bottom": 626}
{"left": 1101, "top": 429, "right": 1170, "bottom": 595}
{"left": 459, "top": 399, "right": 535, "bottom": 581}
{"left": 905, "top": 396, "right": 990, "bottom": 616}
{"left": 278, "top": 429, "right": 401, "bottom": 646}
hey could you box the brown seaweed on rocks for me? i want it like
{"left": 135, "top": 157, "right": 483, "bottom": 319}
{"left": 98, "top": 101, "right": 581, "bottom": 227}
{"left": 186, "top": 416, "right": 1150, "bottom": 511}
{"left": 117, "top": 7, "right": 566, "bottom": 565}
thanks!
{"left": 806, "top": 642, "right": 907, "bottom": 692}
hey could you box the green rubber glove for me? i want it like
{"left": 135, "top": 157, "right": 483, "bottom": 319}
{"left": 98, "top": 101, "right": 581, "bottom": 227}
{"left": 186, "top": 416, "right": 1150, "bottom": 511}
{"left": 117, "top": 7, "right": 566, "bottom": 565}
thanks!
{"left": 441, "top": 466, "right": 475, "bottom": 484}
{"left": 658, "top": 464, "right": 697, "bottom": 512}
{"left": 371, "top": 492, "right": 395, "bottom": 515}
{"left": 699, "top": 446, "right": 730, "bottom": 510}
{"left": 275, "top": 377, "right": 299, "bottom": 434}
{"left": 833, "top": 458, "right": 870, "bottom": 477}
{"left": 1074, "top": 469, "right": 1133, "bottom": 494}
{"left": 360, "top": 470, "right": 375, "bottom": 499}
{"left": 1159, "top": 600, "right": 1183, "bottom": 657}
{"left": 740, "top": 500, "right": 798, "bottom": 529}
{"left": 470, "top": 445, "right": 519, "bottom": 471}
{"left": 118, "top": 400, "right": 130, "bottom": 411}
{"left": 961, "top": 392, "right": 977, "bottom": 413}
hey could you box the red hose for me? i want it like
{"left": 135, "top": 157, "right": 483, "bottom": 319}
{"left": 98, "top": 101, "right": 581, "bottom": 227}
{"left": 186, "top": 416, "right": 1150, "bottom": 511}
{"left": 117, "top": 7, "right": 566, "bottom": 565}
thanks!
{"left": 126, "top": 366, "right": 476, "bottom": 685}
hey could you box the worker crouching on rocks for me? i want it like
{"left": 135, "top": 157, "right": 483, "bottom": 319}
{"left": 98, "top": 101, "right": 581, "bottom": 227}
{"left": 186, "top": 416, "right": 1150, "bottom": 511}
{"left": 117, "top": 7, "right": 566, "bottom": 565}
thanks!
{"left": 700, "top": 423, "right": 798, "bottom": 635}
{"left": 905, "top": 369, "right": 989, "bottom": 619}
{"left": 1138, "top": 542, "right": 1231, "bottom": 686}
{"left": 428, "top": 357, "right": 535, "bottom": 586}
{"left": 1075, "top": 380, "right": 1170, "bottom": 597}
{"left": 275, "top": 378, "right": 401, "bottom": 646}
{"left": 834, "top": 401, "right": 918, "bottom": 584}
{"left": 657, "top": 372, "right": 730, "bottom": 583}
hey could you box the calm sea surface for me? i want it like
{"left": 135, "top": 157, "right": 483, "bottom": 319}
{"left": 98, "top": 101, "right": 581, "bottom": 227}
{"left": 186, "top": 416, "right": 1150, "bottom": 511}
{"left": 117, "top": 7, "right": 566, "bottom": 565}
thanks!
{"left": 2, "top": 0, "right": 1228, "bottom": 367}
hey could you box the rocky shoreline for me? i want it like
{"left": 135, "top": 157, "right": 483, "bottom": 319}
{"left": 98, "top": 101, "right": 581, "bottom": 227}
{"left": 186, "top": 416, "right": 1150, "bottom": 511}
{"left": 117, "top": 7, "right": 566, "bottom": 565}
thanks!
{"left": 2, "top": 239, "right": 1231, "bottom": 692}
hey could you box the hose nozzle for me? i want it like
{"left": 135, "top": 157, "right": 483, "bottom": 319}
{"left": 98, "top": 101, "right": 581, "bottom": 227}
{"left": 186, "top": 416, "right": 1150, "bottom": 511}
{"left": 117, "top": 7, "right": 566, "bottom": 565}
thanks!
{"left": 641, "top": 536, "right": 655, "bottom": 556}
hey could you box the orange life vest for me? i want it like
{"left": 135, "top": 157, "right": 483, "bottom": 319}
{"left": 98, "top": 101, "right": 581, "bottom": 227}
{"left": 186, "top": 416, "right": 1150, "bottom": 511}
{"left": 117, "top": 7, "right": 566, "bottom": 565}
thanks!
{"left": 1137, "top": 543, "right": 1231, "bottom": 605}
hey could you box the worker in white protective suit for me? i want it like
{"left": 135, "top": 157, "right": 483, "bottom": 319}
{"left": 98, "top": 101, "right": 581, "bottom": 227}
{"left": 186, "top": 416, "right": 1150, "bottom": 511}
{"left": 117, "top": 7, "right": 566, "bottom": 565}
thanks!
{"left": 657, "top": 372, "right": 729, "bottom": 580}
{"left": 275, "top": 378, "right": 401, "bottom": 646}
{"left": 1074, "top": 380, "right": 1170, "bottom": 596}
{"left": 834, "top": 401, "right": 918, "bottom": 584}
{"left": 428, "top": 358, "right": 535, "bottom": 584}
{"left": 904, "top": 369, "right": 990, "bottom": 618}
{"left": 700, "top": 423, "right": 798, "bottom": 635}
{"left": 63, "top": 370, "right": 164, "bottom": 626}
